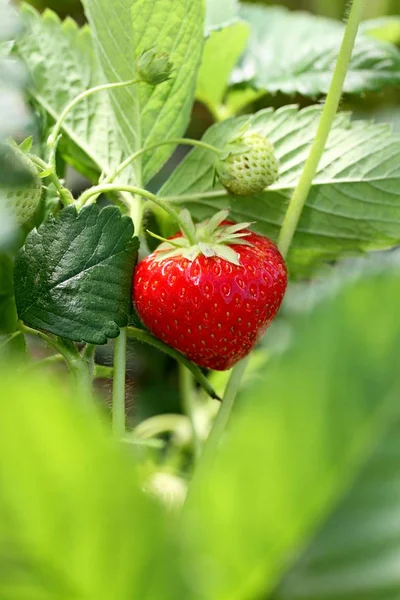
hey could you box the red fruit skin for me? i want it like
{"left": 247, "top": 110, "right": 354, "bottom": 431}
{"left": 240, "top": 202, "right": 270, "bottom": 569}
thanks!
{"left": 133, "top": 228, "right": 288, "bottom": 371}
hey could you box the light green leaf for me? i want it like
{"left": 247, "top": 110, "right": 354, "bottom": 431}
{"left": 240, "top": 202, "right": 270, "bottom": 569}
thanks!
{"left": 0, "top": 367, "right": 181, "bottom": 599}
{"left": 82, "top": 0, "right": 204, "bottom": 185}
{"left": 361, "top": 16, "right": 400, "bottom": 45}
{"left": 182, "top": 262, "right": 400, "bottom": 600}
{"left": 16, "top": 5, "right": 127, "bottom": 183}
{"left": 196, "top": 21, "right": 249, "bottom": 119}
{"left": 205, "top": 0, "right": 239, "bottom": 33}
{"left": 274, "top": 420, "right": 400, "bottom": 599}
{"left": 160, "top": 105, "right": 400, "bottom": 275}
{"left": 233, "top": 5, "right": 400, "bottom": 97}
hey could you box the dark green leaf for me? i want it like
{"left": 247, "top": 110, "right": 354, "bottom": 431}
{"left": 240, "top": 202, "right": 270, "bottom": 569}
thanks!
{"left": 15, "top": 204, "right": 138, "bottom": 344}
{"left": 233, "top": 5, "right": 400, "bottom": 97}
{"left": 183, "top": 261, "right": 400, "bottom": 600}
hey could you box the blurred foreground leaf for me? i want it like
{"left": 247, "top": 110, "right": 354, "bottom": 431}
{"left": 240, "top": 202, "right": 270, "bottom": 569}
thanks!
{"left": 0, "top": 368, "right": 181, "bottom": 599}
{"left": 182, "top": 260, "right": 400, "bottom": 600}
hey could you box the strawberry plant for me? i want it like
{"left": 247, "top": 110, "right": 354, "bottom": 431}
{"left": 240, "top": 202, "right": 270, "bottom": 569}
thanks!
{"left": 1, "top": 0, "right": 400, "bottom": 598}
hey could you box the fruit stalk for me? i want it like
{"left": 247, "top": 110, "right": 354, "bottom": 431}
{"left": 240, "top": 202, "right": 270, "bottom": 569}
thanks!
{"left": 112, "top": 327, "right": 127, "bottom": 437}
{"left": 199, "top": 0, "right": 366, "bottom": 464}
{"left": 77, "top": 183, "right": 197, "bottom": 244}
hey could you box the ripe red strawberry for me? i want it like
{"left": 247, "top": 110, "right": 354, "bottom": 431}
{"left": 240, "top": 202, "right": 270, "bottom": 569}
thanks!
{"left": 133, "top": 211, "right": 287, "bottom": 371}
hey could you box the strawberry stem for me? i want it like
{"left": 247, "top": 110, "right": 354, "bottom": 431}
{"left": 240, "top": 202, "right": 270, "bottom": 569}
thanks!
{"left": 28, "top": 154, "right": 74, "bottom": 206}
{"left": 112, "top": 327, "right": 127, "bottom": 437}
{"left": 127, "top": 326, "right": 221, "bottom": 401}
{"left": 77, "top": 183, "right": 198, "bottom": 244}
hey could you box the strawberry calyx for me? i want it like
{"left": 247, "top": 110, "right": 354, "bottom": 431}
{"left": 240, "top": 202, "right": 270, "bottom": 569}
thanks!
{"left": 150, "top": 209, "right": 254, "bottom": 266}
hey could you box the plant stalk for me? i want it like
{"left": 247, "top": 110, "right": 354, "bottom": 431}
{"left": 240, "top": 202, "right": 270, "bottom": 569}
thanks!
{"left": 179, "top": 364, "right": 202, "bottom": 460}
{"left": 199, "top": 0, "right": 366, "bottom": 462}
{"left": 77, "top": 183, "right": 197, "bottom": 244}
{"left": 112, "top": 327, "right": 127, "bottom": 437}
{"left": 28, "top": 154, "right": 74, "bottom": 206}
{"left": 277, "top": 0, "right": 367, "bottom": 258}
{"left": 127, "top": 326, "right": 221, "bottom": 401}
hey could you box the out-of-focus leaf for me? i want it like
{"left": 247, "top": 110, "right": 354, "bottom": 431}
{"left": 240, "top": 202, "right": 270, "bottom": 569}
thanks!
{"left": 361, "top": 16, "right": 400, "bottom": 45}
{"left": 205, "top": 0, "right": 239, "bottom": 33}
{"left": 196, "top": 21, "right": 249, "bottom": 119}
{"left": 160, "top": 106, "right": 400, "bottom": 276}
{"left": 233, "top": 5, "right": 400, "bottom": 97}
{"left": 15, "top": 205, "right": 138, "bottom": 344}
{"left": 0, "top": 367, "right": 182, "bottom": 599}
{"left": 81, "top": 0, "right": 204, "bottom": 185}
{"left": 182, "top": 261, "right": 400, "bottom": 600}
{"left": 0, "top": 254, "right": 18, "bottom": 333}
{"left": 274, "top": 423, "right": 400, "bottom": 600}
{"left": 0, "top": 0, "right": 32, "bottom": 183}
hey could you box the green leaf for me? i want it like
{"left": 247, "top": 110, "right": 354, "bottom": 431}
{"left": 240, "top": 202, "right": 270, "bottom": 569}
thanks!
{"left": 205, "top": 0, "right": 239, "bottom": 33}
{"left": 81, "top": 0, "right": 204, "bottom": 185}
{"left": 233, "top": 5, "right": 400, "bottom": 97}
{"left": 0, "top": 366, "right": 181, "bottom": 599}
{"left": 182, "top": 261, "right": 400, "bottom": 600}
{"left": 14, "top": 204, "right": 138, "bottom": 344}
{"left": 361, "top": 16, "right": 400, "bottom": 45}
{"left": 16, "top": 5, "right": 127, "bottom": 184}
{"left": 196, "top": 21, "right": 250, "bottom": 118}
{"left": 160, "top": 106, "right": 400, "bottom": 275}
{"left": 274, "top": 420, "right": 400, "bottom": 600}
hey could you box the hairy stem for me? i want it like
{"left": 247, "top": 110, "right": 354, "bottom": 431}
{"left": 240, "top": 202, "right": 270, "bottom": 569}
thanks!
{"left": 112, "top": 327, "right": 127, "bottom": 437}
{"left": 277, "top": 0, "right": 367, "bottom": 257}
{"left": 107, "top": 138, "right": 222, "bottom": 184}
{"left": 199, "top": 0, "right": 366, "bottom": 463}
{"left": 77, "top": 183, "right": 197, "bottom": 244}
{"left": 179, "top": 364, "right": 202, "bottom": 460}
{"left": 47, "top": 79, "right": 140, "bottom": 167}
{"left": 127, "top": 326, "right": 221, "bottom": 401}
{"left": 28, "top": 154, "right": 74, "bottom": 206}
{"left": 161, "top": 189, "right": 229, "bottom": 204}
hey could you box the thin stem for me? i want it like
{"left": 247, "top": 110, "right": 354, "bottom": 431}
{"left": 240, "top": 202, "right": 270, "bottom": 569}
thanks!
{"left": 112, "top": 327, "right": 127, "bottom": 437}
{"left": 201, "top": 358, "right": 249, "bottom": 464}
{"left": 0, "top": 331, "right": 21, "bottom": 348}
{"left": 161, "top": 189, "right": 229, "bottom": 204}
{"left": 28, "top": 154, "right": 74, "bottom": 206}
{"left": 127, "top": 326, "right": 221, "bottom": 401}
{"left": 107, "top": 138, "right": 222, "bottom": 184}
{"left": 132, "top": 413, "right": 189, "bottom": 440}
{"left": 47, "top": 78, "right": 140, "bottom": 167}
{"left": 19, "top": 322, "right": 78, "bottom": 367}
{"left": 198, "top": 0, "right": 365, "bottom": 465}
{"left": 277, "top": 0, "right": 367, "bottom": 258}
{"left": 77, "top": 183, "right": 197, "bottom": 244}
{"left": 179, "top": 364, "right": 202, "bottom": 460}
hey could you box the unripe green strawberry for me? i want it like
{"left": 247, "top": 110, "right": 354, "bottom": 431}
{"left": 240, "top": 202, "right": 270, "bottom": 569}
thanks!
{"left": 136, "top": 47, "right": 173, "bottom": 85}
{"left": 2, "top": 149, "right": 42, "bottom": 225}
{"left": 216, "top": 131, "right": 279, "bottom": 196}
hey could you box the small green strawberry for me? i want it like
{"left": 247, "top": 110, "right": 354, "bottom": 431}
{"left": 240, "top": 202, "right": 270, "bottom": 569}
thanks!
{"left": 2, "top": 147, "right": 42, "bottom": 225}
{"left": 215, "top": 130, "right": 279, "bottom": 196}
